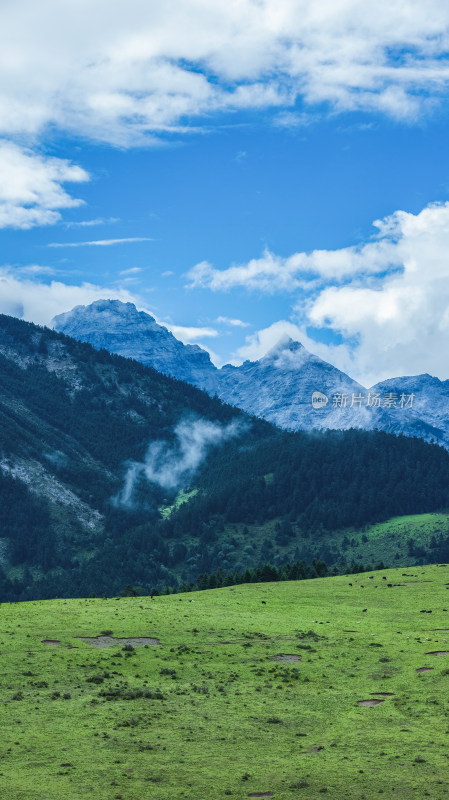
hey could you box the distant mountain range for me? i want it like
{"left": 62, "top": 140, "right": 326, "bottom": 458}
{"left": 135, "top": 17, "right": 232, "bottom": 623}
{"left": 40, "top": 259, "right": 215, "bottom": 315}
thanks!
{"left": 54, "top": 299, "right": 449, "bottom": 448}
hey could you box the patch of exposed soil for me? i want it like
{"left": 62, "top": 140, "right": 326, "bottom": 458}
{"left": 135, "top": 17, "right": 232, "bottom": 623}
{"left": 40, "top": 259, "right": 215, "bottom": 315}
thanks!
{"left": 426, "top": 629, "right": 449, "bottom": 632}
{"left": 357, "top": 699, "right": 385, "bottom": 706}
{"left": 273, "top": 654, "right": 301, "bottom": 663}
{"left": 416, "top": 667, "right": 434, "bottom": 673}
{"left": 405, "top": 580, "right": 433, "bottom": 584}
{"left": 343, "top": 630, "right": 359, "bottom": 633}
{"left": 424, "top": 650, "right": 449, "bottom": 656}
{"left": 370, "top": 692, "right": 394, "bottom": 696}
{"left": 42, "top": 639, "right": 61, "bottom": 646}
{"left": 248, "top": 794, "right": 274, "bottom": 798}
{"left": 311, "top": 746, "right": 324, "bottom": 753}
{"left": 76, "top": 635, "right": 160, "bottom": 648}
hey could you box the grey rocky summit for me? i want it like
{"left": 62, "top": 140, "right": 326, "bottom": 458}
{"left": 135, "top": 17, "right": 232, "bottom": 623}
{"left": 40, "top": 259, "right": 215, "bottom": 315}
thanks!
{"left": 53, "top": 299, "right": 449, "bottom": 448}
{"left": 53, "top": 299, "right": 217, "bottom": 390}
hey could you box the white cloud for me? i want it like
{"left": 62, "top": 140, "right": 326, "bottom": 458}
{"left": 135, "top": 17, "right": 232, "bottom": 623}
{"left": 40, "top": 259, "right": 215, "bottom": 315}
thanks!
{"left": 164, "top": 324, "right": 219, "bottom": 343}
{"left": 2, "top": 0, "right": 449, "bottom": 151}
{"left": 187, "top": 230, "right": 405, "bottom": 292}
{"left": 300, "top": 202, "right": 449, "bottom": 384}
{"left": 16, "top": 264, "right": 55, "bottom": 275}
{"left": 119, "top": 267, "right": 143, "bottom": 275}
{"left": 216, "top": 316, "right": 250, "bottom": 327}
{"left": 151, "top": 320, "right": 222, "bottom": 365}
{"left": 48, "top": 237, "right": 152, "bottom": 247}
{"left": 0, "top": 271, "right": 138, "bottom": 327}
{"left": 234, "top": 318, "right": 360, "bottom": 377}
{"left": 213, "top": 202, "right": 449, "bottom": 384}
{"left": 65, "top": 217, "right": 119, "bottom": 228}
{"left": 274, "top": 111, "right": 312, "bottom": 129}
{"left": 3, "top": 2, "right": 449, "bottom": 231}
{"left": 235, "top": 321, "right": 306, "bottom": 362}
{"left": 0, "top": 267, "right": 222, "bottom": 360}
{"left": 0, "top": 141, "right": 88, "bottom": 229}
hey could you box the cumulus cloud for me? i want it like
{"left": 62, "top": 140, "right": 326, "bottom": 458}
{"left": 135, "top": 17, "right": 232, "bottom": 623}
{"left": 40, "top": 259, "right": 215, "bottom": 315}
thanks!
{"left": 234, "top": 319, "right": 358, "bottom": 377}
{"left": 187, "top": 232, "right": 403, "bottom": 292}
{"left": 3, "top": 2, "right": 449, "bottom": 229}
{"left": 205, "top": 202, "right": 449, "bottom": 384}
{"left": 0, "top": 271, "right": 138, "bottom": 327}
{"left": 2, "top": 0, "right": 449, "bottom": 150}
{"left": 301, "top": 202, "right": 449, "bottom": 384}
{"left": 0, "top": 142, "right": 88, "bottom": 229}
{"left": 235, "top": 321, "right": 306, "bottom": 362}
{"left": 0, "top": 270, "right": 222, "bottom": 358}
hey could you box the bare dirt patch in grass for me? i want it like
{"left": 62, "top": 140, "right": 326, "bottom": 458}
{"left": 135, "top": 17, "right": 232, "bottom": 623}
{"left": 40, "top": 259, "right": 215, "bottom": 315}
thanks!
{"left": 273, "top": 654, "right": 301, "bottom": 663}
{"left": 424, "top": 650, "right": 449, "bottom": 656}
{"left": 76, "top": 636, "right": 160, "bottom": 648}
{"left": 357, "top": 699, "right": 385, "bottom": 706}
{"left": 370, "top": 692, "right": 395, "bottom": 696}
{"left": 42, "top": 640, "right": 61, "bottom": 646}
{"left": 416, "top": 667, "right": 434, "bottom": 673}
{"left": 248, "top": 793, "right": 274, "bottom": 798}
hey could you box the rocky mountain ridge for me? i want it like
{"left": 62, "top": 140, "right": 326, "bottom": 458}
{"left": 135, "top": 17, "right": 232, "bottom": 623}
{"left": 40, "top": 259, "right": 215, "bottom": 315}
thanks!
{"left": 53, "top": 299, "right": 449, "bottom": 448}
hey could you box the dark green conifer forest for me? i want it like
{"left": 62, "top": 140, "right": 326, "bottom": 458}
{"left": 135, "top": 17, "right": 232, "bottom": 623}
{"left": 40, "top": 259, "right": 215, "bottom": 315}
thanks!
{"left": 1, "top": 313, "right": 449, "bottom": 601}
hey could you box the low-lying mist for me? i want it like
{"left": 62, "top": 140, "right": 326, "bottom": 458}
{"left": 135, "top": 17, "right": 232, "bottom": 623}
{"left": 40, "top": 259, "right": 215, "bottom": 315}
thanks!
{"left": 114, "top": 416, "right": 247, "bottom": 508}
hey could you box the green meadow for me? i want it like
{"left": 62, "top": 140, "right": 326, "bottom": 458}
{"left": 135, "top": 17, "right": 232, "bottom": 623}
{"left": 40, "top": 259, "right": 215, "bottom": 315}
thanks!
{"left": 2, "top": 566, "right": 449, "bottom": 799}
{"left": 314, "top": 512, "right": 449, "bottom": 569}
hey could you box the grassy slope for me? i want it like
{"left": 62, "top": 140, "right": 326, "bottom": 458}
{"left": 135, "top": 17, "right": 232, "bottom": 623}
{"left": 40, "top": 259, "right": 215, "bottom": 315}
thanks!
{"left": 2, "top": 567, "right": 449, "bottom": 798}
{"left": 159, "top": 488, "right": 199, "bottom": 519}
{"left": 333, "top": 512, "right": 449, "bottom": 567}
{"left": 182, "top": 511, "right": 449, "bottom": 576}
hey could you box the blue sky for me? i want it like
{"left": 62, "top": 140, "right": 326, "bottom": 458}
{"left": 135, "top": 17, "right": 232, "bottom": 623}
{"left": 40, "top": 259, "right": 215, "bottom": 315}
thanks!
{"left": 3, "top": 1, "right": 449, "bottom": 385}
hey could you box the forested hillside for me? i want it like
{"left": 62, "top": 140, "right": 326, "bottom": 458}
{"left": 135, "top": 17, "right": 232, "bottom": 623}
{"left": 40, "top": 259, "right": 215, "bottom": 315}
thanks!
{"left": 176, "top": 428, "right": 449, "bottom": 531}
{"left": 1, "top": 313, "right": 449, "bottom": 602}
{"left": 0, "top": 313, "right": 266, "bottom": 599}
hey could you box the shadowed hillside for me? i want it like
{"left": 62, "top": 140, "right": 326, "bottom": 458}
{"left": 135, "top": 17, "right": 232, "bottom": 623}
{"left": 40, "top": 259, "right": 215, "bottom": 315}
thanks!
{"left": 1, "top": 313, "right": 449, "bottom": 601}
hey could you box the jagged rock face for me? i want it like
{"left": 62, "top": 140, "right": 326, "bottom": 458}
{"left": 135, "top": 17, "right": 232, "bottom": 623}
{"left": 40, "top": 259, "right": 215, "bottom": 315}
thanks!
{"left": 370, "top": 374, "right": 449, "bottom": 447}
{"left": 217, "top": 338, "right": 379, "bottom": 431}
{"left": 53, "top": 299, "right": 449, "bottom": 447}
{"left": 53, "top": 300, "right": 217, "bottom": 389}
{"left": 54, "top": 301, "right": 370, "bottom": 429}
